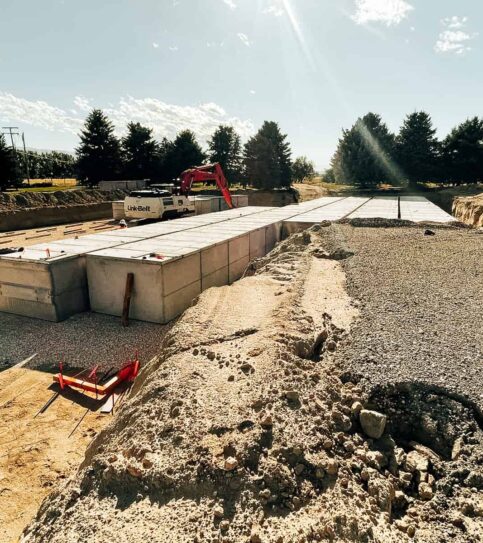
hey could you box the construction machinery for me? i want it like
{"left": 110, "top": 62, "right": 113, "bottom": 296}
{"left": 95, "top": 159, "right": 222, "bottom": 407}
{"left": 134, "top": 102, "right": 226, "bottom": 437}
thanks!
{"left": 123, "top": 163, "right": 233, "bottom": 220}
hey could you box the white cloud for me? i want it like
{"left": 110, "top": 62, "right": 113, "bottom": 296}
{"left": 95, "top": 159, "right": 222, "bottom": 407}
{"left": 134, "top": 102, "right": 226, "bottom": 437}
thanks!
{"left": 152, "top": 42, "right": 159, "bottom": 48}
{"left": 262, "top": 5, "right": 284, "bottom": 17}
{"left": 0, "top": 92, "right": 254, "bottom": 144}
{"left": 169, "top": 45, "right": 179, "bottom": 51}
{"left": 352, "top": 0, "right": 414, "bottom": 26}
{"left": 222, "top": 0, "right": 236, "bottom": 9}
{"left": 237, "top": 33, "right": 252, "bottom": 47}
{"left": 73, "top": 96, "right": 91, "bottom": 112}
{"left": 435, "top": 17, "right": 477, "bottom": 55}
{"left": 442, "top": 16, "right": 467, "bottom": 29}
{"left": 0, "top": 93, "right": 82, "bottom": 133}
{"left": 249, "top": 90, "right": 256, "bottom": 95}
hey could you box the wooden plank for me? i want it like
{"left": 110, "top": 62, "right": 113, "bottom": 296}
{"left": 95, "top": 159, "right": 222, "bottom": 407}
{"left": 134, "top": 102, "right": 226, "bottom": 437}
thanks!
{"left": 100, "top": 392, "right": 121, "bottom": 414}
{"left": 121, "top": 272, "right": 134, "bottom": 327}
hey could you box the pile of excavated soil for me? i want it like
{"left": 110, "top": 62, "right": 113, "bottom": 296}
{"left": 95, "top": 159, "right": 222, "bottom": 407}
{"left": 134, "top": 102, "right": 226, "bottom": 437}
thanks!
{"left": 452, "top": 193, "right": 483, "bottom": 228}
{"left": 292, "top": 183, "right": 328, "bottom": 202}
{"left": 0, "top": 189, "right": 128, "bottom": 212}
{"left": 22, "top": 224, "right": 482, "bottom": 542}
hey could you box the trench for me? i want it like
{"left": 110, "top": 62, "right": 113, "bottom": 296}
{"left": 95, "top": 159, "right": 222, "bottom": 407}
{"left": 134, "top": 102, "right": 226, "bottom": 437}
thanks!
{"left": 367, "top": 382, "right": 483, "bottom": 460}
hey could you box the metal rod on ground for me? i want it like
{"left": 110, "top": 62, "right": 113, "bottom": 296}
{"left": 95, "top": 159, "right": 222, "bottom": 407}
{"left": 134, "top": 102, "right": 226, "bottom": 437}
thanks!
{"left": 68, "top": 408, "right": 90, "bottom": 438}
{"left": 121, "top": 272, "right": 134, "bottom": 327}
{"left": 34, "top": 392, "right": 60, "bottom": 417}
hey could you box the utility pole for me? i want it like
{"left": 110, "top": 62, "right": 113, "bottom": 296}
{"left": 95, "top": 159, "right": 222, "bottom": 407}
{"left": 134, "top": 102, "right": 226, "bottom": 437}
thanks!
{"left": 1, "top": 126, "right": 19, "bottom": 152}
{"left": 22, "top": 132, "right": 31, "bottom": 184}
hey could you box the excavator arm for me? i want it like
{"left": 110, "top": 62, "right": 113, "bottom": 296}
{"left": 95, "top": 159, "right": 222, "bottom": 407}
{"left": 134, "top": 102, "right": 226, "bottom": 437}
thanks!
{"left": 179, "top": 163, "right": 233, "bottom": 209}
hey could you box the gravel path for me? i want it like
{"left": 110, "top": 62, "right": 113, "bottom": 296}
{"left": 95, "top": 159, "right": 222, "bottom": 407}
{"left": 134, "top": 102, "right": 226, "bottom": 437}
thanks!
{"left": 332, "top": 224, "right": 483, "bottom": 413}
{"left": 0, "top": 311, "right": 168, "bottom": 372}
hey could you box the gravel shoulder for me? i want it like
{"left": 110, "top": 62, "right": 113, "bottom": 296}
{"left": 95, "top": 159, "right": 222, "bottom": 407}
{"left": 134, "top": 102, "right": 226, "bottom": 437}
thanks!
{"left": 332, "top": 224, "right": 483, "bottom": 415}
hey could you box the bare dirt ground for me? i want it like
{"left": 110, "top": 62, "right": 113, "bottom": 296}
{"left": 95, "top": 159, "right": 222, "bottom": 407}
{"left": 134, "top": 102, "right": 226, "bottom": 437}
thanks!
{"left": 21, "top": 223, "right": 483, "bottom": 543}
{"left": 0, "top": 218, "right": 120, "bottom": 249}
{"left": 0, "top": 367, "right": 110, "bottom": 543}
{"left": 293, "top": 183, "right": 329, "bottom": 202}
{"left": 452, "top": 193, "right": 483, "bottom": 228}
{"left": 0, "top": 189, "right": 127, "bottom": 213}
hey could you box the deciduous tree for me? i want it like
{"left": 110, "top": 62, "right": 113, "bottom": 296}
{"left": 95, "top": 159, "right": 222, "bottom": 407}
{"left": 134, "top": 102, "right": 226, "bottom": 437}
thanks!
{"left": 292, "top": 156, "right": 316, "bottom": 182}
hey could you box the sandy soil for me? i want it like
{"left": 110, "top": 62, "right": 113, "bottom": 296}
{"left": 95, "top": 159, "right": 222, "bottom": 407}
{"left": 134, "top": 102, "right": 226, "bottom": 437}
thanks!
{"left": 293, "top": 183, "right": 328, "bottom": 202}
{"left": 452, "top": 193, "right": 483, "bottom": 228}
{"left": 0, "top": 366, "right": 111, "bottom": 543}
{"left": 21, "top": 224, "right": 483, "bottom": 542}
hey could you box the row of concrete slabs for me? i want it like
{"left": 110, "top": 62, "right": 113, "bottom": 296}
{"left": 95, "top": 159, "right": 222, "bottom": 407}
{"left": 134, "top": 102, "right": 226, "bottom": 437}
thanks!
{"left": 283, "top": 195, "right": 454, "bottom": 233}
{"left": 87, "top": 198, "right": 344, "bottom": 323}
{"left": 0, "top": 206, "right": 269, "bottom": 322}
{"left": 0, "top": 196, "right": 455, "bottom": 324}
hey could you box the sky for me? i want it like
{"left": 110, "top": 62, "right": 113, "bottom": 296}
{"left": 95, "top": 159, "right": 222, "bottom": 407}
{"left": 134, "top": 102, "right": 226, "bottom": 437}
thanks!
{"left": 0, "top": 0, "right": 481, "bottom": 170}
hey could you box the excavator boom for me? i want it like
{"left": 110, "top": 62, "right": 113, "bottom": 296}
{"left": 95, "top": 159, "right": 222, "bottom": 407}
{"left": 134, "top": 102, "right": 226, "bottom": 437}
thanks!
{"left": 179, "top": 163, "right": 233, "bottom": 208}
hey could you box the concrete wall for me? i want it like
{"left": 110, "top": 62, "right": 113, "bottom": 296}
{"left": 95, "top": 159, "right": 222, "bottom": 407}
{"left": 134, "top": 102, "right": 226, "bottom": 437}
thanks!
{"left": 0, "top": 255, "right": 89, "bottom": 321}
{"left": 112, "top": 201, "right": 126, "bottom": 220}
{"left": 99, "top": 180, "right": 148, "bottom": 191}
{"left": 0, "top": 202, "right": 113, "bottom": 232}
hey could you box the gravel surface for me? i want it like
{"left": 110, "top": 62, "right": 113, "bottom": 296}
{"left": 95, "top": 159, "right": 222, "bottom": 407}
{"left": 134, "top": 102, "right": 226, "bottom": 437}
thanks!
{"left": 0, "top": 311, "right": 168, "bottom": 372}
{"left": 331, "top": 223, "right": 483, "bottom": 414}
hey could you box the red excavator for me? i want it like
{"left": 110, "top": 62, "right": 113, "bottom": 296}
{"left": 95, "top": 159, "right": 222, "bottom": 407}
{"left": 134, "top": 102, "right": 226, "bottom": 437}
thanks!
{"left": 180, "top": 163, "right": 233, "bottom": 209}
{"left": 124, "top": 162, "right": 233, "bottom": 220}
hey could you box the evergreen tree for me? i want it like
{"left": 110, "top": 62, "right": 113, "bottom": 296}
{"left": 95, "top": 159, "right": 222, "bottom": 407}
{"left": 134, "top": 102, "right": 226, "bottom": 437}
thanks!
{"left": 243, "top": 121, "right": 292, "bottom": 189}
{"left": 292, "top": 156, "right": 316, "bottom": 182}
{"left": 122, "top": 122, "right": 158, "bottom": 180}
{"left": 442, "top": 117, "right": 483, "bottom": 184}
{"left": 331, "top": 113, "right": 399, "bottom": 187}
{"left": 163, "top": 130, "right": 205, "bottom": 180}
{"left": 396, "top": 112, "right": 440, "bottom": 185}
{"left": 76, "top": 109, "right": 122, "bottom": 186}
{"left": 208, "top": 125, "right": 242, "bottom": 183}
{"left": 0, "top": 134, "right": 21, "bottom": 190}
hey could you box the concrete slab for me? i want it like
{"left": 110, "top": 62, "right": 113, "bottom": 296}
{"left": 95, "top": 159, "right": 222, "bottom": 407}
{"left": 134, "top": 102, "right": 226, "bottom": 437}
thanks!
{"left": 400, "top": 196, "right": 454, "bottom": 223}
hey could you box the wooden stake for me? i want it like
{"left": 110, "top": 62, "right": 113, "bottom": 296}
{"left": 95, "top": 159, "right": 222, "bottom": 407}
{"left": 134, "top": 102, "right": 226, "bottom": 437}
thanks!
{"left": 122, "top": 273, "right": 134, "bottom": 327}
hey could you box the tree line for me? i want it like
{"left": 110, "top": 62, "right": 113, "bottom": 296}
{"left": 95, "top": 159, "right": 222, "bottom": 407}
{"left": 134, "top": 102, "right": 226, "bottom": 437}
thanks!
{"left": 327, "top": 112, "right": 483, "bottom": 186}
{"left": 0, "top": 109, "right": 315, "bottom": 191}
{"left": 75, "top": 109, "right": 315, "bottom": 189}
{"left": 0, "top": 139, "right": 76, "bottom": 190}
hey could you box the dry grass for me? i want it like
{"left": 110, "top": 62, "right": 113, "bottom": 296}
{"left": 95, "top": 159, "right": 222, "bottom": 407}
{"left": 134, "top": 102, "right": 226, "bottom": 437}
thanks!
{"left": 25, "top": 178, "right": 77, "bottom": 187}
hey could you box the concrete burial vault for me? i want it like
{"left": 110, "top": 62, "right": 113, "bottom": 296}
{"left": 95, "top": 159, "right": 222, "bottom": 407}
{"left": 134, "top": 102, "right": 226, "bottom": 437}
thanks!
{"left": 0, "top": 196, "right": 454, "bottom": 324}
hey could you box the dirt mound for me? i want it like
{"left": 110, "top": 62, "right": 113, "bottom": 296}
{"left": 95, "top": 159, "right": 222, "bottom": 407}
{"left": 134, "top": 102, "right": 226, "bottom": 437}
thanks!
{"left": 22, "top": 226, "right": 482, "bottom": 542}
{"left": 452, "top": 193, "right": 483, "bottom": 228}
{"left": 0, "top": 189, "right": 128, "bottom": 212}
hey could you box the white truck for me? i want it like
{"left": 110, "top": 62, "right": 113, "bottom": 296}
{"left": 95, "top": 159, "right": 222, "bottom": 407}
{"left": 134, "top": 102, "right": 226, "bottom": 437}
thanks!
{"left": 123, "top": 186, "right": 194, "bottom": 220}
